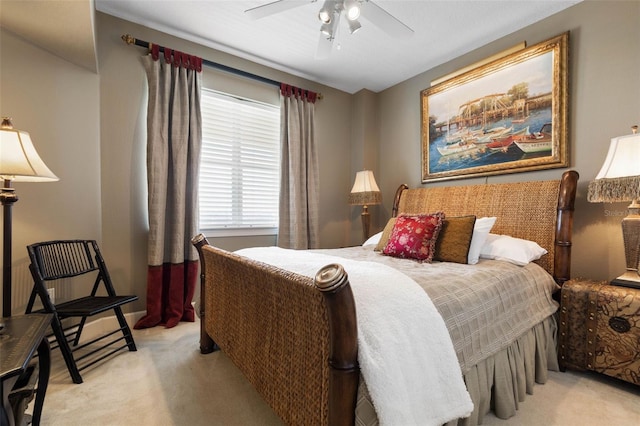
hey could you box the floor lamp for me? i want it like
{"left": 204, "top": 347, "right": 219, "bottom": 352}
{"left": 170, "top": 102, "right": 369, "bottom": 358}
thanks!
{"left": 0, "top": 117, "right": 58, "bottom": 320}
{"left": 587, "top": 126, "right": 640, "bottom": 288}
{"left": 349, "top": 170, "right": 381, "bottom": 242}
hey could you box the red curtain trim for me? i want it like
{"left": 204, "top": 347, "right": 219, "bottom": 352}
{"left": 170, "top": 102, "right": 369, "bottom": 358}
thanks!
{"left": 133, "top": 260, "right": 199, "bottom": 329}
{"left": 149, "top": 43, "right": 203, "bottom": 72}
{"left": 280, "top": 83, "right": 318, "bottom": 103}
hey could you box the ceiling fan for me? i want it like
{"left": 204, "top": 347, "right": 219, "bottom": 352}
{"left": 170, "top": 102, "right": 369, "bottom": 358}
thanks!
{"left": 245, "top": 0, "right": 414, "bottom": 59}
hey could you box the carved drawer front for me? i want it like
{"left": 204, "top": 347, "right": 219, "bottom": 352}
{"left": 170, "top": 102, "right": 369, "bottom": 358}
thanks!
{"left": 560, "top": 279, "right": 640, "bottom": 385}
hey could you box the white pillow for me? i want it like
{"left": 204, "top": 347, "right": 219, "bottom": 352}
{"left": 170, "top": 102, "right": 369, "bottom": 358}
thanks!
{"left": 363, "top": 231, "right": 383, "bottom": 246}
{"left": 479, "top": 233, "right": 547, "bottom": 266}
{"left": 467, "top": 217, "right": 497, "bottom": 264}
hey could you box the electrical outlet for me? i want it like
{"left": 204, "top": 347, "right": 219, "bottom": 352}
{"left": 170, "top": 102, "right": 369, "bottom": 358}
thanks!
{"left": 47, "top": 287, "right": 56, "bottom": 304}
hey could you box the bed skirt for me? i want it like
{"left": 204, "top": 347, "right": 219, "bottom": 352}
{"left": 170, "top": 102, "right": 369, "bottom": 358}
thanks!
{"left": 355, "top": 314, "right": 559, "bottom": 426}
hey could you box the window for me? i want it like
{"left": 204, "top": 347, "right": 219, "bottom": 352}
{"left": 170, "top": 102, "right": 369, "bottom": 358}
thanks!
{"left": 199, "top": 89, "right": 280, "bottom": 236}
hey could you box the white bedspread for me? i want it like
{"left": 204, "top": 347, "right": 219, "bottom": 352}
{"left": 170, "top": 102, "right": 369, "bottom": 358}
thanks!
{"left": 236, "top": 247, "right": 474, "bottom": 426}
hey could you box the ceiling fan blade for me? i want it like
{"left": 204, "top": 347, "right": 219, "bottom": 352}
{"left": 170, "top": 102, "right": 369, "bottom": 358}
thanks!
{"left": 245, "top": 0, "right": 312, "bottom": 20}
{"left": 360, "top": 0, "right": 414, "bottom": 38}
{"left": 316, "top": 33, "right": 334, "bottom": 59}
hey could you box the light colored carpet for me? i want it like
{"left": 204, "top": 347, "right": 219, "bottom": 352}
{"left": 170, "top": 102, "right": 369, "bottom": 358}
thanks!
{"left": 37, "top": 320, "right": 640, "bottom": 426}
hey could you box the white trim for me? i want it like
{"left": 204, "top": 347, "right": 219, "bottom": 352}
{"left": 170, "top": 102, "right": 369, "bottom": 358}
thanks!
{"left": 201, "top": 227, "right": 277, "bottom": 238}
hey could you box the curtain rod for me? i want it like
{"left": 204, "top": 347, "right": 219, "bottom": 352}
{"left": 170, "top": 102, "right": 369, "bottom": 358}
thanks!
{"left": 121, "top": 34, "right": 322, "bottom": 100}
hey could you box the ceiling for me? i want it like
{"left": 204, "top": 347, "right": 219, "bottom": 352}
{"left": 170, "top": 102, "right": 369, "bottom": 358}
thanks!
{"left": 1, "top": 1, "right": 581, "bottom": 94}
{"left": 0, "top": 0, "right": 98, "bottom": 73}
{"left": 96, "top": 0, "right": 581, "bottom": 93}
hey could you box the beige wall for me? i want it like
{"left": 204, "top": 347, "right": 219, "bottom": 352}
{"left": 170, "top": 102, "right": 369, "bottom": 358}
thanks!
{"left": 376, "top": 1, "right": 640, "bottom": 281}
{"left": 0, "top": 28, "right": 101, "bottom": 313}
{"left": 349, "top": 89, "right": 381, "bottom": 243}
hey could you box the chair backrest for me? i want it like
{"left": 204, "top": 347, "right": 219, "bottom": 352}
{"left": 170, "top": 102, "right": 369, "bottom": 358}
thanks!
{"left": 28, "top": 240, "right": 100, "bottom": 281}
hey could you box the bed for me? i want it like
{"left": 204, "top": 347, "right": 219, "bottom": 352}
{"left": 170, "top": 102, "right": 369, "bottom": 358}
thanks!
{"left": 191, "top": 170, "right": 579, "bottom": 426}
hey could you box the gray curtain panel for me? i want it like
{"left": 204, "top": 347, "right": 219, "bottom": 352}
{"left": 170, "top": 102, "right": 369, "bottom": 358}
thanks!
{"left": 135, "top": 49, "right": 202, "bottom": 329}
{"left": 278, "top": 86, "right": 320, "bottom": 249}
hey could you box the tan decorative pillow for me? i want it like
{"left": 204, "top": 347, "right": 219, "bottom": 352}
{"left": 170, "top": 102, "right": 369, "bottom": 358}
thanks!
{"left": 433, "top": 215, "right": 477, "bottom": 264}
{"left": 374, "top": 218, "right": 397, "bottom": 252}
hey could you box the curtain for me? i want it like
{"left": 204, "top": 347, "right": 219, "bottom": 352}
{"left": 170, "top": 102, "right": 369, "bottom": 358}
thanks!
{"left": 134, "top": 45, "right": 203, "bottom": 329}
{"left": 278, "top": 84, "right": 320, "bottom": 249}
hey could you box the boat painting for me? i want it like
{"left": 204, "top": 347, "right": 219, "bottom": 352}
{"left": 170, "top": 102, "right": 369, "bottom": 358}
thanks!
{"left": 473, "top": 126, "right": 513, "bottom": 144}
{"left": 514, "top": 123, "right": 552, "bottom": 153}
{"left": 437, "top": 140, "right": 477, "bottom": 156}
{"left": 486, "top": 126, "right": 529, "bottom": 152}
{"left": 430, "top": 108, "right": 553, "bottom": 173}
{"left": 438, "top": 125, "right": 515, "bottom": 155}
{"left": 421, "top": 32, "right": 568, "bottom": 182}
{"left": 511, "top": 115, "right": 529, "bottom": 124}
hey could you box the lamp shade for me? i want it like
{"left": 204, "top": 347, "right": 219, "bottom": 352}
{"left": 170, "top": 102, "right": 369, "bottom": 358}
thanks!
{"left": 349, "top": 170, "right": 381, "bottom": 206}
{"left": 587, "top": 133, "right": 640, "bottom": 203}
{"left": 0, "top": 118, "right": 58, "bottom": 182}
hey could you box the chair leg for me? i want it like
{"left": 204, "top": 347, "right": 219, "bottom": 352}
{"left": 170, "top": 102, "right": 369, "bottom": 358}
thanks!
{"left": 114, "top": 306, "right": 137, "bottom": 351}
{"left": 25, "top": 286, "right": 39, "bottom": 314}
{"left": 72, "top": 316, "right": 88, "bottom": 347}
{"left": 49, "top": 315, "right": 83, "bottom": 384}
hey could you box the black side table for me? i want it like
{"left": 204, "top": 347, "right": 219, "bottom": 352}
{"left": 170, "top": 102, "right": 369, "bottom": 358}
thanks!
{"left": 0, "top": 314, "right": 52, "bottom": 426}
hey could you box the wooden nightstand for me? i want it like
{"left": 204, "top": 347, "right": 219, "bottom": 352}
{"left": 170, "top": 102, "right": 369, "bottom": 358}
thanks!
{"left": 559, "top": 279, "right": 640, "bottom": 385}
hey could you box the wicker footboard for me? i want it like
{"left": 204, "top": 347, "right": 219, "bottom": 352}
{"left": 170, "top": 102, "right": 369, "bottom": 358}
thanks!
{"left": 192, "top": 235, "right": 358, "bottom": 426}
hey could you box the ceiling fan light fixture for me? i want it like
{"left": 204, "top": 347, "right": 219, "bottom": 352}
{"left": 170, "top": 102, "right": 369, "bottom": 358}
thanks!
{"left": 320, "top": 22, "right": 333, "bottom": 37}
{"left": 348, "top": 18, "right": 362, "bottom": 34}
{"left": 318, "top": 10, "right": 332, "bottom": 24}
{"left": 344, "top": 0, "right": 361, "bottom": 21}
{"left": 318, "top": 0, "right": 334, "bottom": 24}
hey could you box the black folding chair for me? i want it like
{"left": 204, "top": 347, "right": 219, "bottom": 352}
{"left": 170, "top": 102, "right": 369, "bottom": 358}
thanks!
{"left": 25, "top": 240, "right": 138, "bottom": 384}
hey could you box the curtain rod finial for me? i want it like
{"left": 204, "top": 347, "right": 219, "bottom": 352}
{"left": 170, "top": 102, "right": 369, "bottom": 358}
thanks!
{"left": 121, "top": 34, "right": 136, "bottom": 45}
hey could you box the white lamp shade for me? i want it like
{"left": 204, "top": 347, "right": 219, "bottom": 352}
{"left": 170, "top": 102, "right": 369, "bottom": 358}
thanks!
{"left": 350, "top": 170, "right": 380, "bottom": 193}
{"left": 0, "top": 126, "right": 58, "bottom": 182}
{"left": 595, "top": 133, "right": 640, "bottom": 179}
{"left": 588, "top": 132, "right": 640, "bottom": 203}
{"left": 349, "top": 170, "right": 381, "bottom": 205}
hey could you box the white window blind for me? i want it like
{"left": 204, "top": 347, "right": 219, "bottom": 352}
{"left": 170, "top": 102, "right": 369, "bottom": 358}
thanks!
{"left": 199, "top": 89, "right": 280, "bottom": 234}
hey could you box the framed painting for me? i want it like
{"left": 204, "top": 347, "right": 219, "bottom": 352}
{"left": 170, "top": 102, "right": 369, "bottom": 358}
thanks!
{"left": 421, "top": 32, "right": 569, "bottom": 182}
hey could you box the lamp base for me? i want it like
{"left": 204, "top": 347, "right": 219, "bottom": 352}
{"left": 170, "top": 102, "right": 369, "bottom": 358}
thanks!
{"left": 360, "top": 206, "right": 371, "bottom": 242}
{"left": 612, "top": 204, "right": 640, "bottom": 290}
{"left": 621, "top": 208, "right": 639, "bottom": 265}
{"left": 611, "top": 272, "right": 640, "bottom": 289}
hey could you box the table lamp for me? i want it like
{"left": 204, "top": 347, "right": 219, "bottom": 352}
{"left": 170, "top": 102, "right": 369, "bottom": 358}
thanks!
{"left": 349, "top": 170, "right": 381, "bottom": 241}
{"left": 587, "top": 126, "right": 640, "bottom": 288}
{"left": 1, "top": 117, "right": 59, "bottom": 320}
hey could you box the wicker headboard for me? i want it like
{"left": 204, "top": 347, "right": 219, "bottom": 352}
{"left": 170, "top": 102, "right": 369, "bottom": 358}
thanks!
{"left": 391, "top": 170, "right": 579, "bottom": 283}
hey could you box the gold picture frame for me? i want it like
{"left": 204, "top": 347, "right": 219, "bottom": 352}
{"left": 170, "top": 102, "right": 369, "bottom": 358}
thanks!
{"left": 421, "top": 32, "right": 569, "bottom": 182}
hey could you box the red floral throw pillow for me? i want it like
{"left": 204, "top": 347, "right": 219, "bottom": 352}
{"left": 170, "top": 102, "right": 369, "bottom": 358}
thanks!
{"left": 382, "top": 212, "right": 445, "bottom": 262}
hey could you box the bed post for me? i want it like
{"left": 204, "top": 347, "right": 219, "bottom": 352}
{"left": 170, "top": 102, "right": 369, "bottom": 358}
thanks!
{"left": 191, "top": 233, "right": 220, "bottom": 354}
{"left": 554, "top": 170, "right": 579, "bottom": 285}
{"left": 391, "top": 184, "right": 409, "bottom": 217}
{"left": 314, "top": 264, "right": 359, "bottom": 426}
